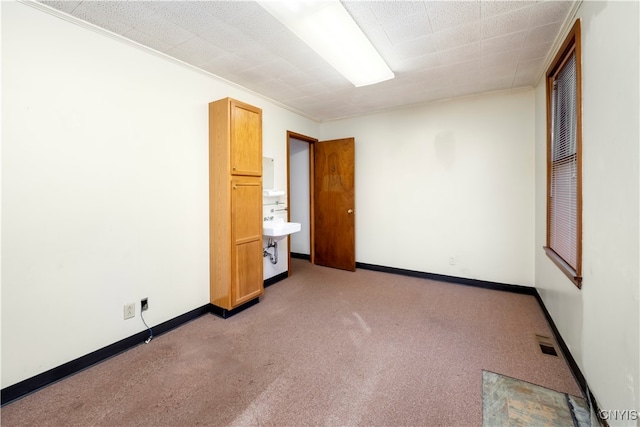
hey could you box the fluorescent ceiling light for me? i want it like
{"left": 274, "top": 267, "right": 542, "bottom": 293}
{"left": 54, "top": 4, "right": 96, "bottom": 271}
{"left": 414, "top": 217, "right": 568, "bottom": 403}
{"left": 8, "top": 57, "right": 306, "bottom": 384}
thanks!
{"left": 257, "top": 0, "right": 394, "bottom": 87}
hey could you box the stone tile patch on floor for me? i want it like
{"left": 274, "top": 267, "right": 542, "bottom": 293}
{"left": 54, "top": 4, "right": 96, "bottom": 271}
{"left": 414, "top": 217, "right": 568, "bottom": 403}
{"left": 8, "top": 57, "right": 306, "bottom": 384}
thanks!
{"left": 482, "top": 370, "right": 590, "bottom": 427}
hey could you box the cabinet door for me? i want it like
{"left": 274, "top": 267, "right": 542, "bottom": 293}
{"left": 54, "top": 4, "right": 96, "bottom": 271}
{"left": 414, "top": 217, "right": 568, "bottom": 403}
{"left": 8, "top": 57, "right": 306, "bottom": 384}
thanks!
{"left": 230, "top": 100, "right": 262, "bottom": 176}
{"left": 231, "top": 178, "right": 263, "bottom": 306}
{"left": 232, "top": 240, "right": 263, "bottom": 306}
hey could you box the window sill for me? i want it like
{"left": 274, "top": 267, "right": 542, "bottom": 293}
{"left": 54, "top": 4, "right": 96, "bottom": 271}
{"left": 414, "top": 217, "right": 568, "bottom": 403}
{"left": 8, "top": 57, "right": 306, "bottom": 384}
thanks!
{"left": 544, "top": 247, "right": 582, "bottom": 289}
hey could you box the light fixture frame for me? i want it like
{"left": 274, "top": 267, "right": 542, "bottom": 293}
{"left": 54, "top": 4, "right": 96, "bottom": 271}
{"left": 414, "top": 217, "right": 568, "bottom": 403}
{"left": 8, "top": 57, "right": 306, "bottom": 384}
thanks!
{"left": 257, "top": 0, "right": 394, "bottom": 87}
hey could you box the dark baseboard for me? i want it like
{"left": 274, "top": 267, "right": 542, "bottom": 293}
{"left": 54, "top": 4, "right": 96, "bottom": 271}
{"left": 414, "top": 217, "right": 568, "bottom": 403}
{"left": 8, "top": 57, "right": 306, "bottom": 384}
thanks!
{"left": 356, "top": 261, "right": 605, "bottom": 426}
{"left": 356, "top": 262, "right": 537, "bottom": 295}
{"left": 291, "top": 252, "right": 311, "bottom": 260}
{"left": 2, "top": 265, "right": 606, "bottom": 426}
{"left": 209, "top": 297, "right": 259, "bottom": 319}
{"left": 264, "top": 271, "right": 289, "bottom": 288}
{"left": 1, "top": 304, "right": 210, "bottom": 406}
{"left": 533, "top": 292, "right": 607, "bottom": 426}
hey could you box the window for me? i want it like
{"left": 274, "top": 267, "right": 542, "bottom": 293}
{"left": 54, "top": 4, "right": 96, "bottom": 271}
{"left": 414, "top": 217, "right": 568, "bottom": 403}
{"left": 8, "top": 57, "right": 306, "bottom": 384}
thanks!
{"left": 545, "top": 20, "right": 582, "bottom": 288}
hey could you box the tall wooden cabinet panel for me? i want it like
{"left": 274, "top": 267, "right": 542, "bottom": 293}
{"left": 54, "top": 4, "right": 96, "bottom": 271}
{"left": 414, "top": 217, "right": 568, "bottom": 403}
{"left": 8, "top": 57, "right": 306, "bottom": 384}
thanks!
{"left": 209, "top": 98, "right": 263, "bottom": 313}
{"left": 231, "top": 177, "right": 263, "bottom": 306}
{"left": 231, "top": 103, "right": 262, "bottom": 176}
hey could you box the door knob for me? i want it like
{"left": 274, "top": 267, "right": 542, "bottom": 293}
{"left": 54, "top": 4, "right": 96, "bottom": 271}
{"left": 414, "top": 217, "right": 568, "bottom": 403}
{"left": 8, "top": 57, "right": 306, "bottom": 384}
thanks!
{"left": 347, "top": 209, "right": 354, "bottom": 214}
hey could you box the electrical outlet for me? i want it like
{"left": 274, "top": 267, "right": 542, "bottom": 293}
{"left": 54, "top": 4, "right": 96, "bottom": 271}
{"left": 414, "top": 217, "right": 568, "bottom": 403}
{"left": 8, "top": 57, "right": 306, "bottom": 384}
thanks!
{"left": 141, "top": 298, "right": 148, "bottom": 312}
{"left": 449, "top": 257, "right": 456, "bottom": 266}
{"left": 124, "top": 303, "right": 135, "bottom": 320}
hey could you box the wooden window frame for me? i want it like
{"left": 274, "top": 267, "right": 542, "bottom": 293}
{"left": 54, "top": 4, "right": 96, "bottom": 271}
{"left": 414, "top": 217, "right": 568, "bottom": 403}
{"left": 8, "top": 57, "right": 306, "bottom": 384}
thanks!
{"left": 544, "top": 20, "right": 583, "bottom": 288}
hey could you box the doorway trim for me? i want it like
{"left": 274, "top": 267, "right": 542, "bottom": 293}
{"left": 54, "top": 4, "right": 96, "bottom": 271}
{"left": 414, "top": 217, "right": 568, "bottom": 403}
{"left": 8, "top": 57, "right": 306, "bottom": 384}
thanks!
{"left": 286, "top": 131, "right": 318, "bottom": 266}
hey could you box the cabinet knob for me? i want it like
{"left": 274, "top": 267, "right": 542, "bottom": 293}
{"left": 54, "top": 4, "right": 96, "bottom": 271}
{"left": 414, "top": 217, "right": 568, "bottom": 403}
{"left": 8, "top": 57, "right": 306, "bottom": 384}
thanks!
{"left": 233, "top": 166, "right": 237, "bottom": 171}
{"left": 347, "top": 209, "right": 354, "bottom": 214}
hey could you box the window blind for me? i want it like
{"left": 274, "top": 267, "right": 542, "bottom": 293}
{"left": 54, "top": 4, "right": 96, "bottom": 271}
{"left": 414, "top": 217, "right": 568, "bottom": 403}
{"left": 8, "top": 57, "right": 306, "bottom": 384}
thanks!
{"left": 549, "top": 52, "right": 578, "bottom": 270}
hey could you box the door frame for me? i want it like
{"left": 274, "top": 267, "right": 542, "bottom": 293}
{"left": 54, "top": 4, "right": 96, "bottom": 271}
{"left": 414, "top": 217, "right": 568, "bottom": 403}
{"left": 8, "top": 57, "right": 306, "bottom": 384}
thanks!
{"left": 286, "top": 131, "right": 317, "bottom": 267}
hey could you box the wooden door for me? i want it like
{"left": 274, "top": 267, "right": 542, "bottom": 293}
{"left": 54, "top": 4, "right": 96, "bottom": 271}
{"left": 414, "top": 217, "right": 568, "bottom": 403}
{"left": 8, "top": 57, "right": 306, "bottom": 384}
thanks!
{"left": 314, "top": 138, "right": 355, "bottom": 271}
{"left": 231, "top": 177, "right": 263, "bottom": 306}
{"left": 230, "top": 100, "right": 262, "bottom": 176}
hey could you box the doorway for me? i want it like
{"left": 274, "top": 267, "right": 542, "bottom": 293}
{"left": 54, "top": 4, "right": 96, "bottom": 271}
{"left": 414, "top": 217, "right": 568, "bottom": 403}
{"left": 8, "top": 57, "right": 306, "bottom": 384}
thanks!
{"left": 287, "top": 132, "right": 316, "bottom": 264}
{"left": 287, "top": 132, "right": 356, "bottom": 272}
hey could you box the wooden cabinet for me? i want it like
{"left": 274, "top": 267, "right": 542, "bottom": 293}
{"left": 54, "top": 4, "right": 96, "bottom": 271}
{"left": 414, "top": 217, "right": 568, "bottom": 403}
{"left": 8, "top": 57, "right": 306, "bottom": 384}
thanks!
{"left": 230, "top": 103, "right": 262, "bottom": 176}
{"left": 230, "top": 177, "right": 263, "bottom": 306}
{"left": 209, "top": 98, "right": 263, "bottom": 315}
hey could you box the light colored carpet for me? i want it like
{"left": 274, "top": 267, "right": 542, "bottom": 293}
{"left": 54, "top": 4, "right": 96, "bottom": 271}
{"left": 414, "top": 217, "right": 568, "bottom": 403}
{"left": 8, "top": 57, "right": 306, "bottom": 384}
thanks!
{"left": 2, "top": 259, "right": 583, "bottom": 426}
{"left": 483, "top": 370, "right": 590, "bottom": 427}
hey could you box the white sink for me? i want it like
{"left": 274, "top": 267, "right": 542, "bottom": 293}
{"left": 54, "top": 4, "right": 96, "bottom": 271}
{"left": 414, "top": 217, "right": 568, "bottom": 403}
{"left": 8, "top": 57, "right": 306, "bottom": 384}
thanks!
{"left": 263, "top": 218, "right": 301, "bottom": 241}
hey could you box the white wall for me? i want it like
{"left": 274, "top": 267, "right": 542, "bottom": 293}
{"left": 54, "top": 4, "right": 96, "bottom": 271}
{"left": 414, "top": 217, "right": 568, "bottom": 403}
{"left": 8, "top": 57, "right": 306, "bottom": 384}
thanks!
{"left": 535, "top": 1, "right": 639, "bottom": 422}
{"left": 321, "top": 90, "right": 536, "bottom": 286}
{"left": 5, "top": 3, "right": 637, "bottom": 417}
{"left": 1, "top": 1, "right": 318, "bottom": 389}
{"left": 289, "top": 138, "right": 311, "bottom": 255}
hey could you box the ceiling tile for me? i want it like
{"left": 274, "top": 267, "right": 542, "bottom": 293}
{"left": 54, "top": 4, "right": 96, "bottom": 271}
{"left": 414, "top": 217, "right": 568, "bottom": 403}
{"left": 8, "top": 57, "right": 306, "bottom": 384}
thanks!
{"left": 298, "top": 82, "right": 326, "bottom": 96}
{"left": 40, "top": 0, "right": 81, "bottom": 14}
{"left": 255, "top": 29, "right": 309, "bottom": 61}
{"left": 369, "top": 1, "right": 429, "bottom": 25}
{"left": 410, "top": 66, "right": 452, "bottom": 84}
{"left": 439, "top": 58, "right": 482, "bottom": 78}
{"left": 144, "top": 2, "right": 218, "bottom": 35}
{"left": 165, "top": 37, "right": 227, "bottom": 67}
{"left": 122, "top": 28, "right": 174, "bottom": 53}
{"left": 204, "top": 1, "right": 263, "bottom": 22}
{"left": 225, "top": 8, "right": 288, "bottom": 43}
{"left": 528, "top": 1, "right": 573, "bottom": 27}
{"left": 481, "top": 64, "right": 517, "bottom": 81}
{"left": 200, "top": 21, "right": 255, "bottom": 53}
{"left": 393, "top": 52, "right": 442, "bottom": 73}
{"left": 254, "top": 59, "right": 299, "bottom": 79}
{"left": 426, "top": 1, "right": 482, "bottom": 33}
{"left": 136, "top": 13, "right": 195, "bottom": 48}
{"left": 481, "top": 7, "right": 532, "bottom": 39}
{"left": 525, "top": 21, "right": 563, "bottom": 46}
{"left": 481, "top": 31, "right": 527, "bottom": 56}
{"left": 512, "top": 73, "right": 535, "bottom": 88}
{"left": 232, "top": 43, "right": 280, "bottom": 68}
{"left": 342, "top": 1, "right": 379, "bottom": 26}
{"left": 438, "top": 42, "right": 481, "bottom": 66}
{"left": 258, "top": 79, "right": 307, "bottom": 102}
{"left": 480, "top": 1, "right": 537, "bottom": 18}
{"left": 91, "top": 1, "right": 156, "bottom": 30}
{"left": 361, "top": 25, "right": 395, "bottom": 57}
{"left": 71, "top": 2, "right": 134, "bottom": 35}
{"left": 268, "top": 71, "right": 312, "bottom": 90}
{"left": 382, "top": 34, "right": 436, "bottom": 64}
{"left": 513, "top": 58, "right": 545, "bottom": 86}
{"left": 481, "top": 51, "right": 519, "bottom": 69}
{"left": 37, "top": 0, "right": 577, "bottom": 121}
{"left": 433, "top": 21, "right": 481, "bottom": 51}
{"left": 200, "top": 54, "right": 254, "bottom": 79}
{"left": 382, "top": 10, "right": 432, "bottom": 44}
{"left": 519, "top": 42, "right": 553, "bottom": 61}
{"left": 514, "top": 58, "right": 544, "bottom": 83}
{"left": 482, "top": 77, "right": 514, "bottom": 92}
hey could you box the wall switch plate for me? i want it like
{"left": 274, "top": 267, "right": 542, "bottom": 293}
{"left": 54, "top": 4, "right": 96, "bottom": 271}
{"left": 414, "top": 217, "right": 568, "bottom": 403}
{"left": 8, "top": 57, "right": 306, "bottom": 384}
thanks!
{"left": 124, "top": 303, "right": 135, "bottom": 319}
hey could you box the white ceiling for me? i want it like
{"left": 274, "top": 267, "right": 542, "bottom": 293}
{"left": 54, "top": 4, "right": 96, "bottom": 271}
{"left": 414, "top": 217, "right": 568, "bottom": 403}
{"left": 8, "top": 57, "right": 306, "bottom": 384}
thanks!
{"left": 38, "top": 0, "right": 575, "bottom": 121}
